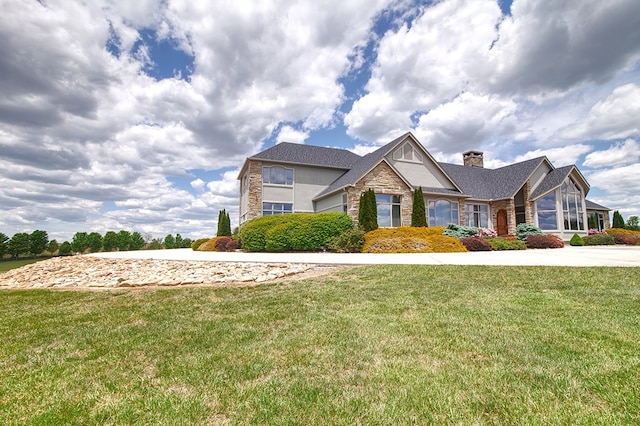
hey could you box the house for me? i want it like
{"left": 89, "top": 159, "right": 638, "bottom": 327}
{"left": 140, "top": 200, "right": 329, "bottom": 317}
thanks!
{"left": 238, "top": 132, "right": 610, "bottom": 239}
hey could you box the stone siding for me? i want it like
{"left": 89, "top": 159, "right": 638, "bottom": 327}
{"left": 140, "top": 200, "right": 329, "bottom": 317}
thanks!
{"left": 347, "top": 162, "right": 413, "bottom": 227}
{"left": 491, "top": 199, "right": 516, "bottom": 235}
{"left": 244, "top": 160, "right": 264, "bottom": 223}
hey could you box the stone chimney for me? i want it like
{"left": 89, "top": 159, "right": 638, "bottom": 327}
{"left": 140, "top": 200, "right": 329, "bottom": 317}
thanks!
{"left": 463, "top": 150, "right": 484, "bottom": 168}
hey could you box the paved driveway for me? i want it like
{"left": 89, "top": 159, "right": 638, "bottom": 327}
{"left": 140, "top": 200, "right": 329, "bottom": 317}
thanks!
{"left": 90, "top": 246, "right": 640, "bottom": 267}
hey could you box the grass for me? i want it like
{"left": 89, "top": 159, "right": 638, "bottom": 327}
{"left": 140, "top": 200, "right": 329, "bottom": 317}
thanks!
{"left": 1, "top": 265, "right": 639, "bottom": 425}
{"left": 0, "top": 258, "right": 45, "bottom": 273}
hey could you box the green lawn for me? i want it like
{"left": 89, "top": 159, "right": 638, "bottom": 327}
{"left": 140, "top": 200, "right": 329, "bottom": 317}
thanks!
{"left": 0, "top": 258, "right": 45, "bottom": 273}
{"left": 1, "top": 265, "right": 639, "bottom": 425}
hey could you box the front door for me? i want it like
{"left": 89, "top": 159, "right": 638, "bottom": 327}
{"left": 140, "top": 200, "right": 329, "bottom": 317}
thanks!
{"left": 497, "top": 209, "right": 508, "bottom": 236}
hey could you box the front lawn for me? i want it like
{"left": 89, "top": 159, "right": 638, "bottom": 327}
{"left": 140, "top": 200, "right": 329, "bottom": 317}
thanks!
{"left": 1, "top": 266, "right": 638, "bottom": 424}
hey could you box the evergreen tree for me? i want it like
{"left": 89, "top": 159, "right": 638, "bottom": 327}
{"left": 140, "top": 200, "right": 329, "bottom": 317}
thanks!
{"left": 130, "top": 232, "right": 145, "bottom": 250}
{"left": 71, "top": 232, "right": 88, "bottom": 254}
{"left": 163, "top": 234, "right": 176, "bottom": 249}
{"left": 588, "top": 213, "right": 597, "bottom": 230}
{"left": 358, "top": 189, "right": 378, "bottom": 232}
{"left": 103, "top": 231, "right": 118, "bottom": 251}
{"left": 116, "top": 230, "right": 132, "bottom": 251}
{"left": 86, "top": 232, "right": 103, "bottom": 253}
{"left": 0, "top": 232, "right": 9, "bottom": 259}
{"left": 612, "top": 210, "right": 626, "bottom": 229}
{"left": 411, "top": 187, "right": 427, "bottom": 227}
{"left": 217, "top": 209, "right": 232, "bottom": 236}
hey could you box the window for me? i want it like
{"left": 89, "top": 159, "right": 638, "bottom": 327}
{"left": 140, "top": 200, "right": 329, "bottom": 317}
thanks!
{"left": 428, "top": 200, "right": 459, "bottom": 227}
{"left": 536, "top": 192, "right": 557, "bottom": 230}
{"left": 342, "top": 193, "right": 348, "bottom": 214}
{"left": 392, "top": 143, "right": 423, "bottom": 163}
{"left": 263, "top": 166, "right": 293, "bottom": 185}
{"left": 376, "top": 194, "right": 401, "bottom": 227}
{"left": 464, "top": 204, "right": 489, "bottom": 228}
{"left": 262, "top": 203, "right": 293, "bottom": 215}
{"left": 562, "top": 178, "right": 584, "bottom": 231}
{"left": 241, "top": 174, "right": 248, "bottom": 193}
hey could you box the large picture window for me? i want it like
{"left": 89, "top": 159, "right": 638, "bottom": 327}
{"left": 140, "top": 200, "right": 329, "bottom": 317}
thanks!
{"left": 562, "top": 178, "right": 584, "bottom": 230}
{"left": 262, "top": 202, "right": 293, "bottom": 215}
{"left": 464, "top": 204, "right": 489, "bottom": 228}
{"left": 376, "top": 194, "right": 401, "bottom": 227}
{"left": 263, "top": 166, "right": 293, "bottom": 185}
{"left": 536, "top": 192, "right": 557, "bottom": 230}
{"left": 428, "top": 200, "right": 459, "bottom": 227}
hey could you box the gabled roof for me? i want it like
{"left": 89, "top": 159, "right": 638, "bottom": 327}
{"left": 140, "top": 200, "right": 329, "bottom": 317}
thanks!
{"left": 529, "top": 165, "right": 590, "bottom": 200}
{"left": 440, "top": 157, "right": 547, "bottom": 200}
{"left": 586, "top": 199, "right": 611, "bottom": 211}
{"left": 249, "top": 142, "right": 362, "bottom": 169}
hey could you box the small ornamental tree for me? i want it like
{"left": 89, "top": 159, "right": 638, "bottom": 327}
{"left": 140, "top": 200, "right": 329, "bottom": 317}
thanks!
{"left": 358, "top": 189, "right": 378, "bottom": 232}
{"left": 612, "top": 210, "right": 625, "bottom": 229}
{"left": 217, "top": 209, "right": 232, "bottom": 237}
{"left": 411, "top": 187, "right": 427, "bottom": 227}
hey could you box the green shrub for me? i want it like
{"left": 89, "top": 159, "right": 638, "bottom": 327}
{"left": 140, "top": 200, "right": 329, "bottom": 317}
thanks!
{"left": 411, "top": 187, "right": 427, "bottom": 227}
{"left": 515, "top": 223, "right": 544, "bottom": 241}
{"left": 569, "top": 234, "right": 584, "bottom": 246}
{"left": 525, "top": 234, "right": 564, "bottom": 249}
{"left": 443, "top": 223, "right": 478, "bottom": 239}
{"left": 460, "top": 237, "right": 492, "bottom": 251}
{"left": 239, "top": 212, "right": 354, "bottom": 252}
{"left": 191, "top": 238, "right": 210, "bottom": 250}
{"left": 582, "top": 234, "right": 615, "bottom": 246}
{"left": 358, "top": 189, "right": 378, "bottom": 232}
{"left": 328, "top": 229, "right": 366, "bottom": 253}
{"left": 484, "top": 237, "right": 527, "bottom": 251}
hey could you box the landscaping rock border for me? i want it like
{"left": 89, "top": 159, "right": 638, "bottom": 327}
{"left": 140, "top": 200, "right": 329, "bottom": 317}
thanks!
{"left": 0, "top": 256, "right": 330, "bottom": 289}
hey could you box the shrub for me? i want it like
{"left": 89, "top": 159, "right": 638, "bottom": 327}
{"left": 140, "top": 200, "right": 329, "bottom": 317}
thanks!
{"left": 569, "top": 234, "right": 584, "bottom": 246}
{"left": 191, "top": 238, "right": 210, "bottom": 250}
{"left": 411, "top": 187, "right": 427, "bottom": 227}
{"left": 582, "top": 234, "right": 615, "bottom": 246}
{"left": 214, "top": 237, "right": 232, "bottom": 251}
{"left": 443, "top": 224, "right": 478, "bottom": 239}
{"left": 605, "top": 228, "right": 640, "bottom": 235}
{"left": 358, "top": 189, "right": 378, "bottom": 232}
{"left": 328, "top": 229, "right": 366, "bottom": 253}
{"left": 362, "top": 227, "right": 466, "bottom": 253}
{"left": 484, "top": 237, "right": 527, "bottom": 251}
{"left": 460, "top": 237, "right": 493, "bottom": 251}
{"left": 613, "top": 234, "right": 640, "bottom": 245}
{"left": 525, "top": 234, "right": 564, "bottom": 249}
{"left": 238, "top": 212, "right": 354, "bottom": 252}
{"left": 515, "top": 223, "right": 544, "bottom": 241}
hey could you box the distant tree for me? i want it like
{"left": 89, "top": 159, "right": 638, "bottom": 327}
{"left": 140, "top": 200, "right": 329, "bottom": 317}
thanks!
{"left": 58, "top": 241, "right": 72, "bottom": 256}
{"left": 358, "top": 189, "right": 378, "bottom": 232}
{"left": 0, "top": 232, "right": 8, "bottom": 259}
{"left": 626, "top": 216, "right": 639, "bottom": 231}
{"left": 116, "top": 230, "right": 132, "bottom": 251}
{"left": 86, "top": 232, "right": 103, "bottom": 253}
{"left": 8, "top": 233, "right": 31, "bottom": 259}
{"left": 217, "top": 210, "right": 232, "bottom": 237}
{"left": 181, "top": 237, "right": 192, "bottom": 248}
{"left": 175, "top": 233, "right": 184, "bottom": 248}
{"left": 71, "top": 232, "right": 89, "bottom": 254}
{"left": 47, "top": 239, "right": 59, "bottom": 255}
{"left": 411, "top": 187, "right": 427, "bottom": 227}
{"left": 29, "top": 230, "right": 49, "bottom": 257}
{"left": 163, "top": 234, "right": 176, "bottom": 249}
{"left": 147, "top": 238, "right": 163, "bottom": 250}
{"left": 103, "top": 231, "right": 118, "bottom": 251}
{"left": 130, "top": 232, "right": 145, "bottom": 250}
{"left": 612, "top": 210, "right": 626, "bottom": 229}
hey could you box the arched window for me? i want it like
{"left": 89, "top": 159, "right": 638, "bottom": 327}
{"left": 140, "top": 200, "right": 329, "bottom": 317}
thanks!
{"left": 428, "top": 200, "right": 459, "bottom": 227}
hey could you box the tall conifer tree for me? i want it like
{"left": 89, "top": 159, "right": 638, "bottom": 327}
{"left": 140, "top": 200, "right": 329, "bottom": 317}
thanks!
{"left": 411, "top": 187, "right": 427, "bottom": 227}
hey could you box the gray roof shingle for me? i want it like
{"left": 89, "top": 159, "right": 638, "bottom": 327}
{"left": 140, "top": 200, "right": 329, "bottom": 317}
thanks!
{"left": 529, "top": 165, "right": 574, "bottom": 199}
{"left": 250, "top": 142, "right": 361, "bottom": 169}
{"left": 585, "top": 199, "right": 611, "bottom": 211}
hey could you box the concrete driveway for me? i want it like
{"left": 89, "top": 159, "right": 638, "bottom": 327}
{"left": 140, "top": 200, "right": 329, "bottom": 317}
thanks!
{"left": 90, "top": 246, "right": 640, "bottom": 267}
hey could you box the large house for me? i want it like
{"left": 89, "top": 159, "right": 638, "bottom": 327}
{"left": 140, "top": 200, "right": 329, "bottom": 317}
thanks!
{"left": 238, "top": 132, "right": 610, "bottom": 239}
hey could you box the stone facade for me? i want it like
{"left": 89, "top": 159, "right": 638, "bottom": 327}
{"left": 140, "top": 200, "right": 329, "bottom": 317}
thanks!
{"left": 348, "top": 162, "right": 413, "bottom": 227}
{"left": 490, "top": 199, "right": 516, "bottom": 235}
{"left": 242, "top": 160, "right": 264, "bottom": 224}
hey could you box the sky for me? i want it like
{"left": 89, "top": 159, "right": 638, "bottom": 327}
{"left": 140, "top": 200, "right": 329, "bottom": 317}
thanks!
{"left": 1, "top": 0, "right": 639, "bottom": 242}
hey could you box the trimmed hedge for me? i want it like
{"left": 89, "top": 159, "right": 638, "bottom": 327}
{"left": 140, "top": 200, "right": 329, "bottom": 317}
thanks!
{"left": 484, "top": 237, "right": 527, "bottom": 251}
{"left": 238, "top": 212, "right": 354, "bottom": 252}
{"left": 569, "top": 234, "right": 584, "bottom": 246}
{"left": 582, "top": 234, "right": 616, "bottom": 246}
{"left": 362, "top": 227, "right": 466, "bottom": 253}
{"left": 460, "top": 237, "right": 493, "bottom": 251}
{"left": 525, "top": 234, "right": 564, "bottom": 249}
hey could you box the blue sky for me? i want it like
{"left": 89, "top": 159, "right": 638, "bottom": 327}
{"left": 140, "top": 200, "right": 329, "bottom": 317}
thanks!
{"left": 1, "top": 0, "right": 639, "bottom": 241}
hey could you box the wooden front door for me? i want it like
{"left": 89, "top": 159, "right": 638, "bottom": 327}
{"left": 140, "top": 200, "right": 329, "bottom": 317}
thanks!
{"left": 496, "top": 209, "right": 508, "bottom": 236}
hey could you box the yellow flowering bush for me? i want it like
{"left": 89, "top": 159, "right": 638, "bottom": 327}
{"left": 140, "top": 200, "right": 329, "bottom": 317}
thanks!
{"left": 362, "top": 226, "right": 466, "bottom": 253}
{"left": 605, "top": 228, "right": 640, "bottom": 235}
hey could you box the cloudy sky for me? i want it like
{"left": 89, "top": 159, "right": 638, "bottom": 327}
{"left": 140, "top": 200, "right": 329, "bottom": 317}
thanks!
{"left": 1, "top": 0, "right": 639, "bottom": 242}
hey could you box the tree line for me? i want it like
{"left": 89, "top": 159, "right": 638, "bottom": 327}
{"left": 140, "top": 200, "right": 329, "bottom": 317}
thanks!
{"left": 0, "top": 230, "right": 194, "bottom": 260}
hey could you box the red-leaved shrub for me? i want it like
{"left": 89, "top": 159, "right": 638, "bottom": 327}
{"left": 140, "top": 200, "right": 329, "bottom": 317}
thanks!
{"left": 214, "top": 237, "right": 232, "bottom": 252}
{"left": 460, "top": 237, "right": 493, "bottom": 251}
{"left": 525, "top": 234, "right": 564, "bottom": 249}
{"left": 614, "top": 234, "right": 640, "bottom": 245}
